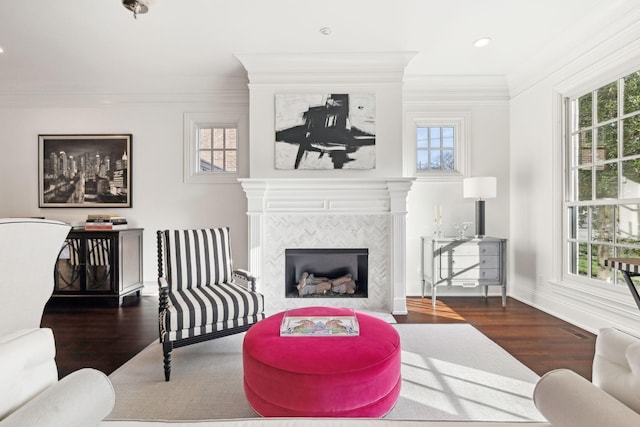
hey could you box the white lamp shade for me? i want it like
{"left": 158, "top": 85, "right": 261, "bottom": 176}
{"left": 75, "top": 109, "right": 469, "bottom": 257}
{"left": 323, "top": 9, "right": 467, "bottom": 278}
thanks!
{"left": 463, "top": 177, "right": 497, "bottom": 199}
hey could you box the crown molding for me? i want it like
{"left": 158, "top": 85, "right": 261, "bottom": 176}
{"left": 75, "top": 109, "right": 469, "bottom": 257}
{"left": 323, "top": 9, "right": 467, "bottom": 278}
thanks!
{"left": 507, "top": 0, "right": 640, "bottom": 98}
{"left": 0, "top": 77, "right": 249, "bottom": 108}
{"left": 235, "top": 52, "right": 417, "bottom": 85}
{"left": 403, "top": 75, "right": 510, "bottom": 102}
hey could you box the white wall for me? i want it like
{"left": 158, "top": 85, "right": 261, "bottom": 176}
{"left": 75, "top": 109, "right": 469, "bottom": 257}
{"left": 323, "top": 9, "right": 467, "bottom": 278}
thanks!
{"left": 0, "top": 69, "right": 513, "bottom": 306}
{"left": 509, "top": 14, "right": 640, "bottom": 334}
{"left": 0, "top": 95, "right": 252, "bottom": 287}
{"left": 405, "top": 100, "right": 511, "bottom": 297}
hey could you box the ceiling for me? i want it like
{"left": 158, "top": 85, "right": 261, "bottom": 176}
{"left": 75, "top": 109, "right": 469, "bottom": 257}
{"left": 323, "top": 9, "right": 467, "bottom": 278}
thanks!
{"left": 0, "top": 0, "right": 620, "bottom": 97}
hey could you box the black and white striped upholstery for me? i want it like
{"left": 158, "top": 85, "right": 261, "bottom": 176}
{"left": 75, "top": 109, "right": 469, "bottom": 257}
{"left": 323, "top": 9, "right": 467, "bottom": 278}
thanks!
{"left": 167, "top": 282, "right": 263, "bottom": 341}
{"left": 164, "top": 228, "right": 232, "bottom": 290}
{"left": 157, "top": 227, "right": 265, "bottom": 380}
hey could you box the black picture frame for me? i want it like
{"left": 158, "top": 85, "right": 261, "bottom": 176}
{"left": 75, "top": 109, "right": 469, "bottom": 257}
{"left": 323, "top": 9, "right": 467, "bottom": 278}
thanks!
{"left": 38, "top": 134, "right": 132, "bottom": 208}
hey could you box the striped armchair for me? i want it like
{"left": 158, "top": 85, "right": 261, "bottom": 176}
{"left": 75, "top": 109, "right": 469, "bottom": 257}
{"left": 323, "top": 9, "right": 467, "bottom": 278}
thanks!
{"left": 156, "top": 227, "right": 265, "bottom": 381}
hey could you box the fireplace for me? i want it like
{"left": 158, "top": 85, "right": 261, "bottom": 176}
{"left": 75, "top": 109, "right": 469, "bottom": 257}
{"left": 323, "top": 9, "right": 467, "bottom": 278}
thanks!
{"left": 240, "top": 178, "right": 414, "bottom": 314}
{"left": 285, "top": 248, "right": 369, "bottom": 298}
{"left": 285, "top": 248, "right": 368, "bottom": 298}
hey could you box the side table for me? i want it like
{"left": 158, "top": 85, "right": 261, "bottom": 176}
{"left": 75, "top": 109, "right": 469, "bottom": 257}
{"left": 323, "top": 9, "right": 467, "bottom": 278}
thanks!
{"left": 605, "top": 258, "right": 640, "bottom": 311}
{"left": 53, "top": 228, "right": 144, "bottom": 306}
{"left": 422, "top": 236, "right": 507, "bottom": 307}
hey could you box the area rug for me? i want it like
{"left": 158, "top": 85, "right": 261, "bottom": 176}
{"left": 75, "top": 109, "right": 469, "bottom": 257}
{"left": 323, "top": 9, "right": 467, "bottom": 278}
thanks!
{"left": 106, "top": 324, "right": 545, "bottom": 422}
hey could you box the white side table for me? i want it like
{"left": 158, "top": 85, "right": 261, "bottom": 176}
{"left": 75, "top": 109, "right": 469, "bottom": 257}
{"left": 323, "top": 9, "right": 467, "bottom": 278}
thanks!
{"left": 421, "top": 236, "right": 507, "bottom": 307}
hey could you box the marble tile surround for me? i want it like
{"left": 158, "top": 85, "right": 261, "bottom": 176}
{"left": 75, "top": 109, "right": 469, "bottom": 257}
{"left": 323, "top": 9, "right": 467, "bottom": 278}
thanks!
{"left": 262, "top": 214, "right": 389, "bottom": 313}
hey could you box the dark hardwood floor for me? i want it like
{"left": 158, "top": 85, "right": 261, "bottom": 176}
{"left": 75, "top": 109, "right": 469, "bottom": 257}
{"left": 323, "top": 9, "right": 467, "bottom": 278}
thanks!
{"left": 41, "top": 295, "right": 596, "bottom": 381}
{"left": 42, "top": 295, "right": 159, "bottom": 379}
{"left": 395, "top": 297, "right": 596, "bottom": 380}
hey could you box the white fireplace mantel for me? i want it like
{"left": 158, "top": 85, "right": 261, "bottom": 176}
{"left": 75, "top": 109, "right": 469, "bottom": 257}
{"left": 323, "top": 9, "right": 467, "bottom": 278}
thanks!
{"left": 240, "top": 178, "right": 413, "bottom": 214}
{"left": 239, "top": 177, "right": 414, "bottom": 314}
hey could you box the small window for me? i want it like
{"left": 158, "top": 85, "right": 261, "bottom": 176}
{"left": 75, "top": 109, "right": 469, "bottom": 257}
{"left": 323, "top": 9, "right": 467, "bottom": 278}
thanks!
{"left": 184, "top": 112, "right": 246, "bottom": 184}
{"left": 198, "top": 127, "right": 237, "bottom": 173}
{"left": 404, "top": 112, "right": 469, "bottom": 180}
{"left": 416, "top": 126, "right": 455, "bottom": 171}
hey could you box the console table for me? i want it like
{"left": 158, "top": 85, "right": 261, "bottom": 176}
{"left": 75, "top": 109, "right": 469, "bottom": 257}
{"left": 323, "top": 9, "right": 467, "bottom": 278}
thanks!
{"left": 421, "top": 236, "right": 507, "bottom": 307}
{"left": 53, "top": 228, "right": 144, "bottom": 306}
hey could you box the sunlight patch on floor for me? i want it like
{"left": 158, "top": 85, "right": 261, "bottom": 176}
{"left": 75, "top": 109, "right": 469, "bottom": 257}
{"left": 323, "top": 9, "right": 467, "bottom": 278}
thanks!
{"left": 399, "top": 350, "right": 541, "bottom": 420}
{"left": 406, "top": 298, "right": 467, "bottom": 321}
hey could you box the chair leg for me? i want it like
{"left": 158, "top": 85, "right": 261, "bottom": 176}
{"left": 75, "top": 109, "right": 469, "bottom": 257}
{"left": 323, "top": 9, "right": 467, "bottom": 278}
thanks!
{"left": 163, "top": 340, "right": 173, "bottom": 381}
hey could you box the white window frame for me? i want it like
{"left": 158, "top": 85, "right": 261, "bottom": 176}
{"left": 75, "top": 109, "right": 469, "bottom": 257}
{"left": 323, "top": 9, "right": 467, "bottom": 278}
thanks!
{"left": 553, "top": 53, "right": 640, "bottom": 305}
{"left": 403, "top": 111, "right": 470, "bottom": 181}
{"left": 183, "top": 112, "right": 246, "bottom": 184}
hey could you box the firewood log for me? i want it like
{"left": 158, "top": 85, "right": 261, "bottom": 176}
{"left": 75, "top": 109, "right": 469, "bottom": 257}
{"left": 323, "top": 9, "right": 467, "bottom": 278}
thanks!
{"left": 297, "top": 272, "right": 309, "bottom": 291}
{"left": 298, "top": 283, "right": 318, "bottom": 296}
{"left": 331, "top": 279, "right": 356, "bottom": 294}
{"left": 331, "top": 274, "right": 353, "bottom": 286}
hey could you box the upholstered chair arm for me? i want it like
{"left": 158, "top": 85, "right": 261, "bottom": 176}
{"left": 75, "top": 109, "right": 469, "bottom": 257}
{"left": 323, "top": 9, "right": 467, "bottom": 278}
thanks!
{"left": 533, "top": 368, "right": 640, "bottom": 427}
{"left": 233, "top": 269, "right": 256, "bottom": 291}
{"left": 592, "top": 327, "right": 640, "bottom": 413}
{"left": 0, "top": 368, "right": 114, "bottom": 427}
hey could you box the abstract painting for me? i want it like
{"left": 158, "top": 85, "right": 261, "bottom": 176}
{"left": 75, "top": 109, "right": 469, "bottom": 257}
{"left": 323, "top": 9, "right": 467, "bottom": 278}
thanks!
{"left": 275, "top": 93, "right": 376, "bottom": 169}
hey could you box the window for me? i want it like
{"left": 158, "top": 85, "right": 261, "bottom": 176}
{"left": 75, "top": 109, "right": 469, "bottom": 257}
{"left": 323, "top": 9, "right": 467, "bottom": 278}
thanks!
{"left": 565, "top": 70, "right": 640, "bottom": 286}
{"left": 404, "top": 112, "right": 470, "bottom": 180}
{"left": 416, "top": 126, "right": 455, "bottom": 171}
{"left": 184, "top": 112, "right": 246, "bottom": 183}
{"left": 197, "top": 127, "right": 237, "bottom": 173}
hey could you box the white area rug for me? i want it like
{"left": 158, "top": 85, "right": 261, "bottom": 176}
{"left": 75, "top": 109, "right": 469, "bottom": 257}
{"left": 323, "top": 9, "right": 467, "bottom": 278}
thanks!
{"left": 107, "top": 324, "right": 544, "bottom": 422}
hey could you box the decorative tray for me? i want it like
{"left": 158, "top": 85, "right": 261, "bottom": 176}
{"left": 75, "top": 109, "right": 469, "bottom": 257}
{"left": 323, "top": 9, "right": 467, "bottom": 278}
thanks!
{"left": 280, "top": 313, "right": 359, "bottom": 337}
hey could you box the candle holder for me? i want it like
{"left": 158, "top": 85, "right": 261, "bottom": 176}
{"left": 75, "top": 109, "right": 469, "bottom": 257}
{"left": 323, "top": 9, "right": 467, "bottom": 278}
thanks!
{"left": 433, "top": 204, "right": 443, "bottom": 238}
{"left": 433, "top": 221, "right": 443, "bottom": 239}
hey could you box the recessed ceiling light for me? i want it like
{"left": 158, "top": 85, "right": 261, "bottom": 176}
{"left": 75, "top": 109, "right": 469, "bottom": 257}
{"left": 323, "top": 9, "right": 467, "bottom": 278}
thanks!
{"left": 319, "top": 27, "right": 332, "bottom": 36}
{"left": 0, "top": 46, "right": 4, "bottom": 54}
{"left": 473, "top": 38, "right": 492, "bottom": 48}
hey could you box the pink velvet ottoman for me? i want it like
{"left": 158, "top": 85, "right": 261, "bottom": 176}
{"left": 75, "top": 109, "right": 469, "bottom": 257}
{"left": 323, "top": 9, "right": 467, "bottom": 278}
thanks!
{"left": 242, "top": 306, "right": 401, "bottom": 417}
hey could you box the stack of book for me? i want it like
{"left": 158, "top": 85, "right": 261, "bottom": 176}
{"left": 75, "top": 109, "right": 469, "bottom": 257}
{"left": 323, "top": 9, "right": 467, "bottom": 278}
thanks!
{"left": 84, "top": 214, "right": 128, "bottom": 230}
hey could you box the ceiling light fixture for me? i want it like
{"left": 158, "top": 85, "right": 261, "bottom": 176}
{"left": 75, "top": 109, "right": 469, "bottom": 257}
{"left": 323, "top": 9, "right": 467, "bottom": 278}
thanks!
{"left": 122, "top": 0, "right": 149, "bottom": 19}
{"left": 319, "top": 27, "right": 332, "bottom": 36}
{"left": 473, "top": 38, "right": 492, "bottom": 48}
{"left": 0, "top": 46, "right": 4, "bottom": 54}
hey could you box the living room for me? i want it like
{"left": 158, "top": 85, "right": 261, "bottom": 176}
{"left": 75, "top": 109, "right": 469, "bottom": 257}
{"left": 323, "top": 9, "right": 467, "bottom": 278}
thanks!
{"left": 2, "top": 1, "right": 640, "bottom": 425}
{"left": 1, "top": 0, "right": 639, "bottom": 332}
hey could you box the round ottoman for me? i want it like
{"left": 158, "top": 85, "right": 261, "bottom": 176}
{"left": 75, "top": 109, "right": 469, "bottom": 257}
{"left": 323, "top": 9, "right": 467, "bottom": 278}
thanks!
{"left": 242, "top": 306, "right": 401, "bottom": 417}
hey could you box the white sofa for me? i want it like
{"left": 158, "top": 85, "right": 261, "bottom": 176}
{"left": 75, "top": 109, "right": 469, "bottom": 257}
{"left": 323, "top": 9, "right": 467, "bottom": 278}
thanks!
{"left": 99, "top": 327, "right": 640, "bottom": 427}
{"left": 0, "top": 218, "right": 114, "bottom": 427}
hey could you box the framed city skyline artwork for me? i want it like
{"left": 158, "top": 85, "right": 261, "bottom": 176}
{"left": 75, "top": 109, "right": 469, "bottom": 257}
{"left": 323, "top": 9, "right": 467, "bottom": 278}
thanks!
{"left": 38, "top": 134, "right": 132, "bottom": 208}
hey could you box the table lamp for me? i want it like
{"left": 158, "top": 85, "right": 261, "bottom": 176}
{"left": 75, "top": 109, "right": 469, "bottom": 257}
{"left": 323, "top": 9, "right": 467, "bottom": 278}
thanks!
{"left": 463, "top": 177, "right": 496, "bottom": 238}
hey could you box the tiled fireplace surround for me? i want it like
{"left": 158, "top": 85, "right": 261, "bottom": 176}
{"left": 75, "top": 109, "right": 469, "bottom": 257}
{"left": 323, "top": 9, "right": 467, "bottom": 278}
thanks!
{"left": 240, "top": 178, "right": 414, "bottom": 315}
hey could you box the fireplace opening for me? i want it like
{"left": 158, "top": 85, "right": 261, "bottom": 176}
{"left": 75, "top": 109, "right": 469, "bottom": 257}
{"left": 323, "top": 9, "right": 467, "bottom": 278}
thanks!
{"left": 285, "top": 248, "right": 368, "bottom": 298}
